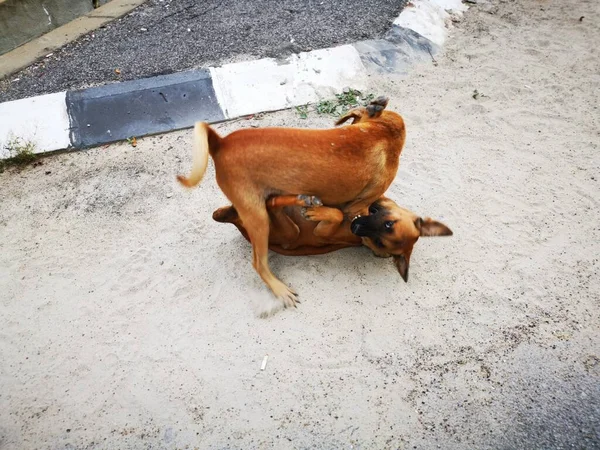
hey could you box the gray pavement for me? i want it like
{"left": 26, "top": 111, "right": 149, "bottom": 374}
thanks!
{"left": 0, "top": 0, "right": 407, "bottom": 102}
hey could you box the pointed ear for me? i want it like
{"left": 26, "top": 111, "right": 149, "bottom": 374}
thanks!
{"left": 334, "top": 107, "right": 364, "bottom": 126}
{"left": 365, "top": 96, "right": 389, "bottom": 118}
{"left": 393, "top": 255, "right": 409, "bottom": 282}
{"left": 415, "top": 217, "right": 453, "bottom": 237}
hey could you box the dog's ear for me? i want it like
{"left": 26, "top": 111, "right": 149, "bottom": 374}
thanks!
{"left": 415, "top": 217, "right": 453, "bottom": 237}
{"left": 393, "top": 254, "right": 410, "bottom": 282}
{"left": 365, "top": 96, "right": 389, "bottom": 118}
{"left": 335, "top": 108, "right": 364, "bottom": 126}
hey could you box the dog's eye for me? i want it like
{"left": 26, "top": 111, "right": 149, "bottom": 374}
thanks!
{"left": 369, "top": 204, "right": 379, "bottom": 214}
{"left": 384, "top": 221, "right": 394, "bottom": 229}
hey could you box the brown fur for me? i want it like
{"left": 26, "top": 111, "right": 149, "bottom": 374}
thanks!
{"left": 350, "top": 197, "right": 453, "bottom": 281}
{"left": 213, "top": 195, "right": 453, "bottom": 282}
{"left": 177, "top": 97, "right": 408, "bottom": 306}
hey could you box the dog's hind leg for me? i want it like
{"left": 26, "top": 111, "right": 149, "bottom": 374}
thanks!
{"left": 267, "top": 194, "right": 322, "bottom": 209}
{"left": 234, "top": 201, "right": 298, "bottom": 307}
{"left": 268, "top": 209, "right": 300, "bottom": 245}
{"left": 217, "top": 195, "right": 321, "bottom": 223}
{"left": 212, "top": 205, "right": 253, "bottom": 242}
{"left": 213, "top": 205, "right": 239, "bottom": 224}
{"left": 212, "top": 194, "right": 317, "bottom": 247}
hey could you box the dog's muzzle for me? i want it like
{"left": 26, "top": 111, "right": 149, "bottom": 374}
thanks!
{"left": 351, "top": 215, "right": 374, "bottom": 237}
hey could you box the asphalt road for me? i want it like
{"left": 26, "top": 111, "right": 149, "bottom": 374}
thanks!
{"left": 0, "top": 0, "right": 407, "bottom": 102}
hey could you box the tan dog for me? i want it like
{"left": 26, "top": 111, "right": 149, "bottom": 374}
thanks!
{"left": 178, "top": 97, "right": 406, "bottom": 306}
{"left": 213, "top": 194, "right": 452, "bottom": 283}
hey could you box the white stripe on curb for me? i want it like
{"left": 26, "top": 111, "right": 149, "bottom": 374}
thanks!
{"left": 0, "top": 92, "right": 70, "bottom": 158}
{"left": 210, "top": 45, "right": 368, "bottom": 119}
{"left": 394, "top": 0, "right": 467, "bottom": 47}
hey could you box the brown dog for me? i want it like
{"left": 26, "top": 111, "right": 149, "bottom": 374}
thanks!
{"left": 178, "top": 97, "right": 406, "bottom": 306}
{"left": 213, "top": 194, "right": 452, "bottom": 282}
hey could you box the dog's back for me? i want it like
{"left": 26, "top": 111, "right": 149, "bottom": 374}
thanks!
{"left": 212, "top": 112, "right": 405, "bottom": 206}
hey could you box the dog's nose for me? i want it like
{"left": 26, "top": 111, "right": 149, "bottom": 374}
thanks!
{"left": 351, "top": 221, "right": 364, "bottom": 236}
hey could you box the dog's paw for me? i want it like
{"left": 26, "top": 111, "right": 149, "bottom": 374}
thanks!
{"left": 301, "top": 206, "right": 327, "bottom": 222}
{"left": 271, "top": 281, "right": 300, "bottom": 308}
{"left": 297, "top": 195, "right": 323, "bottom": 207}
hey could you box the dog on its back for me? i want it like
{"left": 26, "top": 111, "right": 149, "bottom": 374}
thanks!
{"left": 177, "top": 97, "right": 452, "bottom": 306}
{"left": 213, "top": 194, "right": 452, "bottom": 283}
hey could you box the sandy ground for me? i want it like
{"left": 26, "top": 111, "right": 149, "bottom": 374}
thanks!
{"left": 1, "top": 0, "right": 599, "bottom": 448}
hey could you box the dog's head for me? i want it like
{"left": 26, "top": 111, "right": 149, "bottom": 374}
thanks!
{"left": 350, "top": 197, "right": 453, "bottom": 282}
{"left": 335, "top": 96, "right": 389, "bottom": 125}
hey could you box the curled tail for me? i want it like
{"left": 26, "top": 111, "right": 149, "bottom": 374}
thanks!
{"left": 177, "top": 122, "right": 218, "bottom": 188}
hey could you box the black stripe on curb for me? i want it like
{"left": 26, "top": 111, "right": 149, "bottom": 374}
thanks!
{"left": 66, "top": 69, "right": 224, "bottom": 148}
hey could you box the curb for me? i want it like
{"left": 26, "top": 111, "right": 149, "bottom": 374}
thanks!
{"left": 0, "top": 0, "right": 467, "bottom": 159}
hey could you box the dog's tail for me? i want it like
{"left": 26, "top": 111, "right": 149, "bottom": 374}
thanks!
{"left": 177, "top": 122, "right": 217, "bottom": 188}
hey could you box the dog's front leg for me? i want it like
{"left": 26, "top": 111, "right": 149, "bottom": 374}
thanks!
{"left": 266, "top": 194, "right": 323, "bottom": 245}
{"left": 268, "top": 209, "right": 300, "bottom": 245}
{"left": 236, "top": 205, "right": 299, "bottom": 308}
{"left": 301, "top": 205, "right": 346, "bottom": 239}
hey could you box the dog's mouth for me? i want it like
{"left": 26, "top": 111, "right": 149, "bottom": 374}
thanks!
{"left": 351, "top": 203, "right": 382, "bottom": 236}
{"left": 350, "top": 215, "right": 361, "bottom": 235}
{"left": 351, "top": 215, "right": 374, "bottom": 237}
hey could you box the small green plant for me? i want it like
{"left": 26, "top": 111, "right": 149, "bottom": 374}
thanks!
{"left": 326, "top": 88, "right": 374, "bottom": 116}
{"left": 1, "top": 136, "right": 38, "bottom": 173}
{"left": 332, "top": 89, "right": 374, "bottom": 113}
{"left": 295, "top": 104, "right": 309, "bottom": 119}
{"left": 293, "top": 89, "right": 376, "bottom": 119}
{"left": 315, "top": 99, "right": 338, "bottom": 115}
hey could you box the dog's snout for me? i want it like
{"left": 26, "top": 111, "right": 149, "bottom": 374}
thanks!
{"left": 351, "top": 217, "right": 373, "bottom": 237}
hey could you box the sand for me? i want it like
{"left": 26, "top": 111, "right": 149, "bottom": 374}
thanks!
{"left": 1, "top": 0, "right": 599, "bottom": 448}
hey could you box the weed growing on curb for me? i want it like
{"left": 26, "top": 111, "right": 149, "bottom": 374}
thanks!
{"left": 295, "top": 88, "right": 375, "bottom": 119}
{"left": 1, "top": 137, "right": 38, "bottom": 173}
{"left": 330, "top": 88, "right": 374, "bottom": 114}
{"left": 295, "top": 104, "right": 309, "bottom": 119}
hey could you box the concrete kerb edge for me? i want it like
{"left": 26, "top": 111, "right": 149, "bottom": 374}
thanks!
{"left": 0, "top": 0, "right": 467, "bottom": 160}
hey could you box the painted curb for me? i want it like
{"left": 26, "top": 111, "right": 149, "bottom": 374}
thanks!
{"left": 66, "top": 69, "right": 224, "bottom": 148}
{"left": 0, "top": 0, "right": 467, "bottom": 159}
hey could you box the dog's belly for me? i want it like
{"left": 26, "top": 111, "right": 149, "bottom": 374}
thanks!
{"left": 280, "top": 206, "right": 361, "bottom": 249}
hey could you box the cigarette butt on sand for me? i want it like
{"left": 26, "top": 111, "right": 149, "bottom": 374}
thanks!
{"left": 261, "top": 356, "right": 268, "bottom": 371}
